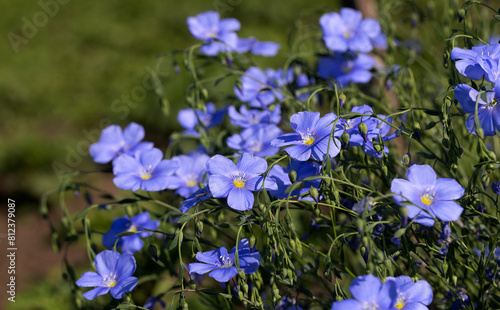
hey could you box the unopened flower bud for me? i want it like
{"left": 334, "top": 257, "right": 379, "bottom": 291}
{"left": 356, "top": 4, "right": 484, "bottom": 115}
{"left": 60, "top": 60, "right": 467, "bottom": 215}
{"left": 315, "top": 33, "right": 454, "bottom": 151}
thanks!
{"left": 310, "top": 187, "right": 319, "bottom": 201}
{"left": 341, "top": 131, "right": 350, "bottom": 147}
{"left": 288, "top": 170, "right": 297, "bottom": 183}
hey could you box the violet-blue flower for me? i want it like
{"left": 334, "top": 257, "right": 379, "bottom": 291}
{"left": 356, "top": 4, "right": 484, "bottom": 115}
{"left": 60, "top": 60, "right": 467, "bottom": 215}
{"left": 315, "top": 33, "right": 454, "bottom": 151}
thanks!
{"left": 320, "top": 8, "right": 385, "bottom": 53}
{"left": 331, "top": 274, "right": 397, "bottom": 310}
{"left": 227, "top": 124, "right": 283, "bottom": 157}
{"left": 391, "top": 164, "right": 465, "bottom": 226}
{"left": 206, "top": 153, "right": 277, "bottom": 211}
{"left": 269, "top": 160, "right": 322, "bottom": 199}
{"left": 89, "top": 122, "right": 154, "bottom": 164}
{"left": 235, "top": 37, "right": 281, "bottom": 56}
{"left": 177, "top": 102, "right": 227, "bottom": 137}
{"left": 454, "top": 84, "right": 500, "bottom": 136}
{"left": 187, "top": 11, "right": 240, "bottom": 56}
{"left": 385, "top": 275, "right": 433, "bottom": 310}
{"left": 188, "top": 238, "right": 261, "bottom": 282}
{"left": 76, "top": 250, "right": 138, "bottom": 300}
{"left": 167, "top": 152, "right": 210, "bottom": 198}
{"left": 112, "top": 148, "right": 179, "bottom": 191}
{"left": 450, "top": 43, "right": 500, "bottom": 82}
{"left": 234, "top": 67, "right": 286, "bottom": 108}
{"left": 102, "top": 212, "right": 160, "bottom": 254}
{"left": 492, "top": 181, "right": 500, "bottom": 195}
{"left": 179, "top": 186, "right": 212, "bottom": 213}
{"left": 318, "top": 52, "right": 375, "bottom": 87}
{"left": 228, "top": 104, "right": 281, "bottom": 128}
{"left": 271, "top": 111, "right": 341, "bottom": 161}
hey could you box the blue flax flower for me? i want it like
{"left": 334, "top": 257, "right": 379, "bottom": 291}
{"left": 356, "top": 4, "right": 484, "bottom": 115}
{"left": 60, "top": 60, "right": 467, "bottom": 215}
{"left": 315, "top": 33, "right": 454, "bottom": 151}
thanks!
{"left": 318, "top": 52, "right": 375, "bottom": 87}
{"left": 179, "top": 186, "right": 212, "bottom": 213}
{"left": 144, "top": 296, "right": 166, "bottom": 309}
{"left": 102, "top": 212, "right": 160, "bottom": 254}
{"left": 206, "top": 153, "right": 277, "bottom": 211}
{"left": 385, "top": 276, "right": 433, "bottom": 310}
{"left": 337, "top": 105, "right": 395, "bottom": 157}
{"left": 320, "top": 8, "right": 386, "bottom": 53}
{"left": 331, "top": 274, "right": 397, "bottom": 310}
{"left": 227, "top": 124, "right": 283, "bottom": 157}
{"left": 187, "top": 11, "right": 240, "bottom": 56}
{"left": 235, "top": 37, "right": 281, "bottom": 56}
{"left": 167, "top": 152, "right": 210, "bottom": 198}
{"left": 454, "top": 84, "right": 500, "bottom": 136}
{"left": 177, "top": 102, "right": 227, "bottom": 137}
{"left": 112, "top": 148, "right": 179, "bottom": 191}
{"left": 271, "top": 111, "right": 341, "bottom": 161}
{"left": 269, "top": 160, "right": 322, "bottom": 199}
{"left": 492, "top": 182, "right": 500, "bottom": 195}
{"left": 90, "top": 122, "right": 154, "bottom": 164}
{"left": 228, "top": 104, "right": 281, "bottom": 128}
{"left": 76, "top": 250, "right": 138, "bottom": 300}
{"left": 188, "top": 238, "right": 261, "bottom": 282}
{"left": 391, "top": 164, "right": 465, "bottom": 226}
{"left": 451, "top": 43, "right": 500, "bottom": 82}
{"left": 234, "top": 67, "right": 286, "bottom": 108}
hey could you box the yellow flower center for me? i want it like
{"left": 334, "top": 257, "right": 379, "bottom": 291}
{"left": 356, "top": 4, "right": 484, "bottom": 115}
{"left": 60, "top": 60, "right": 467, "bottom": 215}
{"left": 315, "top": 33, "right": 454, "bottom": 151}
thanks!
{"left": 421, "top": 193, "right": 433, "bottom": 205}
{"left": 303, "top": 135, "right": 315, "bottom": 145}
{"left": 103, "top": 274, "right": 117, "bottom": 287}
{"left": 141, "top": 172, "right": 152, "bottom": 180}
{"left": 395, "top": 300, "right": 405, "bottom": 309}
{"left": 233, "top": 177, "right": 245, "bottom": 188}
{"left": 187, "top": 180, "right": 197, "bottom": 187}
{"left": 344, "top": 32, "right": 351, "bottom": 39}
{"left": 128, "top": 224, "right": 137, "bottom": 233}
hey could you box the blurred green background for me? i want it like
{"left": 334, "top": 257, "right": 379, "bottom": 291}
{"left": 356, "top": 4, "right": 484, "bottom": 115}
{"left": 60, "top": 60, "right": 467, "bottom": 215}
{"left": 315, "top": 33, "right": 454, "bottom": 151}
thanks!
{"left": 1, "top": 0, "right": 339, "bottom": 309}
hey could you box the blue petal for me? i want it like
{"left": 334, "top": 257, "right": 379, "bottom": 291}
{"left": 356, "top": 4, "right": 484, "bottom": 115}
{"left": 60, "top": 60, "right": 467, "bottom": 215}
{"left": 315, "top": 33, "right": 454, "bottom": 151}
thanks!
{"left": 430, "top": 200, "right": 464, "bottom": 223}
{"left": 95, "top": 250, "right": 120, "bottom": 277}
{"left": 121, "top": 235, "right": 144, "bottom": 254}
{"left": 311, "top": 137, "right": 340, "bottom": 161}
{"left": 290, "top": 111, "right": 320, "bottom": 134}
{"left": 349, "top": 274, "right": 382, "bottom": 303}
{"left": 331, "top": 299, "right": 363, "bottom": 310}
{"left": 405, "top": 280, "right": 433, "bottom": 306}
{"left": 227, "top": 188, "right": 254, "bottom": 211}
{"left": 208, "top": 175, "right": 234, "bottom": 198}
{"left": 177, "top": 108, "right": 198, "bottom": 130}
{"left": 271, "top": 133, "right": 302, "bottom": 147}
{"left": 154, "top": 159, "right": 180, "bottom": 176}
{"left": 209, "top": 266, "right": 238, "bottom": 282}
{"left": 189, "top": 263, "right": 217, "bottom": 275}
{"left": 113, "top": 174, "right": 142, "bottom": 191}
{"left": 76, "top": 272, "right": 103, "bottom": 287}
{"left": 219, "top": 18, "right": 240, "bottom": 32}
{"left": 196, "top": 247, "right": 228, "bottom": 265}
{"left": 237, "top": 153, "right": 268, "bottom": 176}
{"left": 406, "top": 165, "right": 436, "bottom": 187}
{"left": 377, "top": 278, "right": 398, "bottom": 309}
{"left": 454, "top": 84, "right": 478, "bottom": 113}
{"left": 82, "top": 286, "right": 110, "bottom": 300}
{"left": 285, "top": 144, "right": 312, "bottom": 161}
{"left": 207, "top": 155, "right": 237, "bottom": 177}
{"left": 110, "top": 276, "right": 138, "bottom": 299}
{"left": 115, "top": 253, "right": 136, "bottom": 278}
{"left": 433, "top": 178, "right": 464, "bottom": 201}
{"left": 113, "top": 154, "right": 141, "bottom": 175}
{"left": 122, "top": 122, "right": 145, "bottom": 146}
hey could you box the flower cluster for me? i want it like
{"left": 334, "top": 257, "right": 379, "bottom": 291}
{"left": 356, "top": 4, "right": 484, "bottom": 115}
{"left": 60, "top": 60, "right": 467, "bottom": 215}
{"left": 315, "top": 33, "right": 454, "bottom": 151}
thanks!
{"left": 452, "top": 42, "right": 500, "bottom": 136}
{"left": 64, "top": 6, "right": 492, "bottom": 309}
{"left": 331, "top": 274, "right": 433, "bottom": 310}
{"left": 187, "top": 11, "right": 280, "bottom": 56}
{"left": 318, "top": 8, "right": 386, "bottom": 87}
